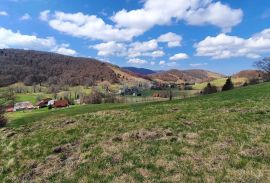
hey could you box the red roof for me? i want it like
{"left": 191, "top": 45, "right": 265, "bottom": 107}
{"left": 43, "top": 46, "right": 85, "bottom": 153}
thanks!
{"left": 54, "top": 100, "right": 69, "bottom": 108}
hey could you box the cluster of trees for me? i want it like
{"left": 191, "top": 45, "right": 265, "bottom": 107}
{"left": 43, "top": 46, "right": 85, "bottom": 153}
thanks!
{"left": 202, "top": 77, "right": 234, "bottom": 95}
{"left": 82, "top": 89, "right": 117, "bottom": 104}
{"left": 0, "top": 49, "right": 119, "bottom": 87}
{"left": 254, "top": 57, "right": 270, "bottom": 79}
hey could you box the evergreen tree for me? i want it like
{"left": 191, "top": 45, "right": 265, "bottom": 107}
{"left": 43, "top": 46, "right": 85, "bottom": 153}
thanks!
{"left": 202, "top": 83, "right": 218, "bottom": 94}
{"left": 222, "top": 77, "right": 234, "bottom": 91}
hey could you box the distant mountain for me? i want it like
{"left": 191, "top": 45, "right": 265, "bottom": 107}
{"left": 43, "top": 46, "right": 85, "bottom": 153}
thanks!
{"left": 122, "top": 67, "right": 157, "bottom": 75}
{"left": 0, "top": 49, "right": 150, "bottom": 87}
{"left": 232, "top": 70, "right": 266, "bottom": 79}
{"left": 149, "top": 69, "right": 224, "bottom": 83}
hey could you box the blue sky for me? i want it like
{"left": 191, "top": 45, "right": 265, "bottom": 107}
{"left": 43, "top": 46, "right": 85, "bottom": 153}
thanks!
{"left": 0, "top": 0, "right": 270, "bottom": 75}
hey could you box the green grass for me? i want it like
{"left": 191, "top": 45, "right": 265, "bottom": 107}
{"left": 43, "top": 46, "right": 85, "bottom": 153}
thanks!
{"left": 193, "top": 77, "right": 247, "bottom": 90}
{"left": 15, "top": 93, "right": 52, "bottom": 104}
{"left": 1, "top": 82, "right": 270, "bottom": 182}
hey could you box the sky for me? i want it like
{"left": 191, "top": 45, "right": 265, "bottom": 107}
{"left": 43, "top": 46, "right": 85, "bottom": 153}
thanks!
{"left": 0, "top": 0, "right": 270, "bottom": 75}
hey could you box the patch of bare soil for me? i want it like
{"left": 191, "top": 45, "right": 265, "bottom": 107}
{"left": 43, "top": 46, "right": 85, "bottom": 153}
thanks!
{"left": 0, "top": 128, "right": 17, "bottom": 139}
{"left": 20, "top": 141, "right": 81, "bottom": 182}
{"left": 111, "top": 128, "right": 179, "bottom": 142}
{"left": 183, "top": 132, "right": 199, "bottom": 145}
{"left": 240, "top": 146, "right": 267, "bottom": 158}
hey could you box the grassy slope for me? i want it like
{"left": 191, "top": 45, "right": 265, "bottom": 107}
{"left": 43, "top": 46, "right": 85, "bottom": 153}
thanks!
{"left": 193, "top": 77, "right": 247, "bottom": 90}
{"left": 1, "top": 83, "right": 270, "bottom": 182}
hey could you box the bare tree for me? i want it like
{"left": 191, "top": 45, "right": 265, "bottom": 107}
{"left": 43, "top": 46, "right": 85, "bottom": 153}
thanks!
{"left": 254, "top": 57, "right": 270, "bottom": 79}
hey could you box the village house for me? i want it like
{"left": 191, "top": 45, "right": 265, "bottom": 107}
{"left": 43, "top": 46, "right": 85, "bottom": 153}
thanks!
{"left": 13, "top": 102, "right": 35, "bottom": 111}
{"left": 36, "top": 98, "right": 52, "bottom": 108}
{"left": 5, "top": 104, "right": 14, "bottom": 112}
{"left": 53, "top": 99, "right": 69, "bottom": 108}
{"left": 47, "top": 100, "right": 55, "bottom": 106}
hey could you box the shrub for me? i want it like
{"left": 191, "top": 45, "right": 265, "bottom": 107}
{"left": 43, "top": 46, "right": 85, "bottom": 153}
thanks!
{"left": 104, "top": 94, "right": 116, "bottom": 103}
{"left": 0, "top": 105, "right": 7, "bottom": 127}
{"left": 202, "top": 83, "right": 218, "bottom": 95}
{"left": 222, "top": 77, "right": 234, "bottom": 91}
{"left": 83, "top": 90, "right": 103, "bottom": 104}
{"left": 249, "top": 78, "right": 259, "bottom": 85}
{"left": 243, "top": 82, "right": 248, "bottom": 87}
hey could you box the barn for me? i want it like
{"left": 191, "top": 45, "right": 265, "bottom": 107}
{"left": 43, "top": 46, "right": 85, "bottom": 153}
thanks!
{"left": 36, "top": 98, "right": 52, "bottom": 108}
{"left": 54, "top": 99, "right": 69, "bottom": 108}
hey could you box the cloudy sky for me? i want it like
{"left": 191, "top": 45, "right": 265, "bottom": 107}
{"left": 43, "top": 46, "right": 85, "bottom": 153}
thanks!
{"left": 0, "top": 0, "right": 270, "bottom": 74}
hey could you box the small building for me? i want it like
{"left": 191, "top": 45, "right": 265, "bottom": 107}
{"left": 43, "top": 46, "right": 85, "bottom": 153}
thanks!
{"left": 47, "top": 100, "right": 55, "bottom": 106}
{"left": 36, "top": 98, "right": 52, "bottom": 108}
{"left": 54, "top": 99, "right": 69, "bottom": 108}
{"left": 5, "top": 104, "right": 14, "bottom": 112}
{"left": 14, "top": 102, "right": 35, "bottom": 111}
{"left": 74, "top": 99, "right": 81, "bottom": 105}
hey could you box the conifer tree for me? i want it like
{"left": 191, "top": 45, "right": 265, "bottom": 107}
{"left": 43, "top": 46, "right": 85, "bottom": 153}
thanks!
{"left": 222, "top": 77, "right": 234, "bottom": 91}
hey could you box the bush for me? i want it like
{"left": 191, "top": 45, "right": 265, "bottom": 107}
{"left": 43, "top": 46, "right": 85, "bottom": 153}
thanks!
{"left": 0, "top": 105, "right": 7, "bottom": 127}
{"left": 104, "top": 94, "right": 116, "bottom": 103}
{"left": 243, "top": 82, "right": 248, "bottom": 87}
{"left": 222, "top": 77, "right": 234, "bottom": 91}
{"left": 202, "top": 83, "right": 218, "bottom": 94}
{"left": 249, "top": 78, "right": 260, "bottom": 85}
{"left": 83, "top": 90, "right": 103, "bottom": 104}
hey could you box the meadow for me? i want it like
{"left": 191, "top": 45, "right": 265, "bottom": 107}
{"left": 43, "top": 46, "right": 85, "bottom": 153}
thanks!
{"left": 1, "top": 82, "right": 270, "bottom": 182}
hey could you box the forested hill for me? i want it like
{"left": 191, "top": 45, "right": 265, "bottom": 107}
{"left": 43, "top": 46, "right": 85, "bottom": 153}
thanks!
{"left": 0, "top": 49, "right": 124, "bottom": 87}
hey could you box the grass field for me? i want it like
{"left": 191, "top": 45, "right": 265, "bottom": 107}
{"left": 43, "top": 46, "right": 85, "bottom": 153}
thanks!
{"left": 193, "top": 77, "right": 247, "bottom": 90}
{"left": 1, "top": 83, "right": 270, "bottom": 182}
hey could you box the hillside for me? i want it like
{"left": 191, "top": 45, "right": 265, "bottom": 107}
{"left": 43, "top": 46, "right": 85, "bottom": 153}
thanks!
{"left": 149, "top": 69, "right": 224, "bottom": 83}
{"left": 0, "top": 49, "right": 150, "bottom": 87}
{"left": 122, "top": 67, "right": 157, "bottom": 75}
{"left": 2, "top": 83, "right": 270, "bottom": 182}
{"left": 232, "top": 70, "right": 266, "bottom": 79}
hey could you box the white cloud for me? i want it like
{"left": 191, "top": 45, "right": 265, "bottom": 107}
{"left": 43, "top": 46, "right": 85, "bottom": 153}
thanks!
{"left": 159, "top": 60, "right": 165, "bottom": 65}
{"left": 127, "top": 58, "right": 147, "bottom": 65}
{"left": 195, "top": 28, "right": 270, "bottom": 59}
{"left": 129, "top": 39, "right": 158, "bottom": 52}
{"left": 149, "top": 50, "right": 165, "bottom": 58}
{"left": 169, "top": 53, "right": 189, "bottom": 61}
{"left": 158, "top": 32, "right": 182, "bottom": 47}
{"left": 41, "top": 1, "right": 242, "bottom": 43}
{"left": 0, "top": 11, "right": 8, "bottom": 16}
{"left": 127, "top": 39, "right": 160, "bottom": 58}
{"left": 91, "top": 41, "right": 126, "bottom": 56}
{"left": 20, "top": 13, "right": 31, "bottom": 21}
{"left": 184, "top": 2, "right": 243, "bottom": 32}
{"left": 190, "top": 63, "right": 208, "bottom": 67}
{"left": 91, "top": 39, "right": 164, "bottom": 58}
{"left": 150, "top": 61, "right": 155, "bottom": 65}
{"left": 39, "top": 10, "right": 50, "bottom": 21}
{"left": 41, "top": 11, "right": 142, "bottom": 42}
{"left": 112, "top": 0, "right": 243, "bottom": 34}
{"left": 53, "top": 44, "right": 77, "bottom": 56}
{"left": 0, "top": 27, "right": 77, "bottom": 56}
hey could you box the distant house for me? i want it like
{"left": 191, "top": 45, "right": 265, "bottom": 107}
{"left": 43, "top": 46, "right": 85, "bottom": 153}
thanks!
{"left": 14, "top": 102, "right": 35, "bottom": 111}
{"left": 47, "top": 100, "right": 55, "bottom": 106}
{"left": 74, "top": 99, "right": 81, "bottom": 105}
{"left": 5, "top": 104, "right": 14, "bottom": 112}
{"left": 54, "top": 99, "right": 69, "bottom": 108}
{"left": 120, "top": 87, "right": 141, "bottom": 96}
{"left": 36, "top": 98, "right": 52, "bottom": 108}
